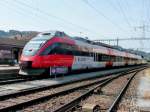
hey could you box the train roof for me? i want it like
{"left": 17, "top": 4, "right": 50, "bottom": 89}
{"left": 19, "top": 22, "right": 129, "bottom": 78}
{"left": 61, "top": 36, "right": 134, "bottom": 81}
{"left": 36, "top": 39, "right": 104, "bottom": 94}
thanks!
{"left": 37, "top": 31, "right": 142, "bottom": 59}
{"left": 74, "top": 36, "right": 119, "bottom": 49}
{"left": 39, "top": 31, "right": 67, "bottom": 37}
{"left": 72, "top": 36, "right": 142, "bottom": 59}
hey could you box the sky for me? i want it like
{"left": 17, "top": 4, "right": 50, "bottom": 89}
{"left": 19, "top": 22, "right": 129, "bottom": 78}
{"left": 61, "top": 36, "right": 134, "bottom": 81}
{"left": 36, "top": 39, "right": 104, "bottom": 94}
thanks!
{"left": 0, "top": 0, "right": 150, "bottom": 52}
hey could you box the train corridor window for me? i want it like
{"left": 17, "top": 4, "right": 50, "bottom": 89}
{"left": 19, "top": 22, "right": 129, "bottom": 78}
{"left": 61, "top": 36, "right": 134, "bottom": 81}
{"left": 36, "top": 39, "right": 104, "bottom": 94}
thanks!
{"left": 113, "top": 56, "right": 116, "bottom": 61}
{"left": 98, "top": 53, "right": 102, "bottom": 61}
{"left": 96, "top": 53, "right": 99, "bottom": 61}
{"left": 83, "top": 52, "right": 89, "bottom": 56}
{"left": 101, "top": 55, "right": 105, "bottom": 61}
{"left": 110, "top": 56, "right": 115, "bottom": 62}
{"left": 116, "top": 56, "right": 120, "bottom": 62}
{"left": 109, "top": 56, "right": 112, "bottom": 61}
{"left": 102, "top": 54, "right": 107, "bottom": 61}
{"left": 90, "top": 52, "right": 94, "bottom": 57}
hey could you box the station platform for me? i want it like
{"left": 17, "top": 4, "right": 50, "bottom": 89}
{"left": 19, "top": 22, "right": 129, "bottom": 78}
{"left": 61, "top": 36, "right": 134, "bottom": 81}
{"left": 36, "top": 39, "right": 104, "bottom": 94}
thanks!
{"left": 0, "top": 65, "right": 19, "bottom": 79}
{"left": 0, "top": 67, "right": 135, "bottom": 96}
{"left": 136, "top": 68, "right": 150, "bottom": 111}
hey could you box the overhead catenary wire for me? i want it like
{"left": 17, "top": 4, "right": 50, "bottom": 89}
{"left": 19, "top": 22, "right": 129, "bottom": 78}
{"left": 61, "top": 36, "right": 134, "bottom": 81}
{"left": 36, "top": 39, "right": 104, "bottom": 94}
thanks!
{"left": 107, "top": 0, "right": 137, "bottom": 38}
{"left": 141, "top": 0, "right": 145, "bottom": 23}
{"left": 144, "top": 0, "right": 150, "bottom": 24}
{"left": 13, "top": 0, "right": 107, "bottom": 38}
{"left": 121, "top": 0, "right": 134, "bottom": 23}
{"left": 3, "top": 0, "right": 98, "bottom": 38}
{"left": 82, "top": 0, "right": 127, "bottom": 32}
{"left": 3, "top": 0, "right": 88, "bottom": 33}
{"left": 4, "top": 0, "right": 86, "bottom": 32}
{"left": 145, "top": 0, "right": 150, "bottom": 23}
{"left": 116, "top": 0, "right": 132, "bottom": 28}
{"left": 0, "top": 0, "right": 43, "bottom": 29}
{"left": 1, "top": 0, "right": 72, "bottom": 31}
{"left": 107, "top": 0, "right": 121, "bottom": 15}
{"left": 109, "top": 0, "right": 134, "bottom": 27}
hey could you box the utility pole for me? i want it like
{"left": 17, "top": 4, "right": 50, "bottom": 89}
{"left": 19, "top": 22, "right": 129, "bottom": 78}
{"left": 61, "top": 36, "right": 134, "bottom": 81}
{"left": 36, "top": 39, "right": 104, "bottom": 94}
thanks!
{"left": 116, "top": 37, "right": 119, "bottom": 47}
{"left": 93, "top": 23, "right": 150, "bottom": 51}
{"left": 134, "top": 24, "right": 148, "bottom": 38}
{"left": 134, "top": 24, "right": 150, "bottom": 51}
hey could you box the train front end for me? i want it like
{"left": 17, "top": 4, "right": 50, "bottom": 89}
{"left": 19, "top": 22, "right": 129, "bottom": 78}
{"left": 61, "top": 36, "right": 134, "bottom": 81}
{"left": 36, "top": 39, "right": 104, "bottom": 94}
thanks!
{"left": 19, "top": 32, "right": 52, "bottom": 76}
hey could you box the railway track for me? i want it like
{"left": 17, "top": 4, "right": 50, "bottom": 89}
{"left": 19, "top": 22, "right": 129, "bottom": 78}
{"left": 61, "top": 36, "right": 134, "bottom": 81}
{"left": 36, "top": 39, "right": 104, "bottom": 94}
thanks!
{"left": 0, "top": 74, "right": 118, "bottom": 111}
{"left": 0, "top": 76, "right": 48, "bottom": 85}
{"left": 0, "top": 65, "right": 146, "bottom": 86}
{"left": 0, "top": 65, "right": 146, "bottom": 111}
{"left": 107, "top": 70, "right": 137, "bottom": 112}
{"left": 0, "top": 77, "right": 27, "bottom": 85}
{"left": 0, "top": 66, "right": 145, "bottom": 99}
{"left": 0, "top": 66, "right": 146, "bottom": 111}
{"left": 52, "top": 68, "right": 145, "bottom": 112}
{"left": 69, "top": 69, "right": 146, "bottom": 112}
{"left": 113, "top": 67, "right": 147, "bottom": 112}
{"left": 0, "top": 76, "right": 21, "bottom": 81}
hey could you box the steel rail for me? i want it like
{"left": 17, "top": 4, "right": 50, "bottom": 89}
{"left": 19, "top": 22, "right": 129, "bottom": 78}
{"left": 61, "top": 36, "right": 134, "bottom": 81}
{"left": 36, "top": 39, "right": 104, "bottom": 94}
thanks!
{"left": 0, "top": 66, "right": 146, "bottom": 111}
{"left": 0, "top": 65, "right": 146, "bottom": 86}
{"left": 0, "top": 76, "right": 47, "bottom": 85}
{"left": 107, "top": 69, "right": 142, "bottom": 112}
{"left": 0, "top": 66, "right": 142, "bottom": 101}
{"left": 0, "top": 78, "right": 26, "bottom": 85}
{"left": 53, "top": 67, "right": 146, "bottom": 112}
{"left": 0, "top": 75, "right": 117, "bottom": 111}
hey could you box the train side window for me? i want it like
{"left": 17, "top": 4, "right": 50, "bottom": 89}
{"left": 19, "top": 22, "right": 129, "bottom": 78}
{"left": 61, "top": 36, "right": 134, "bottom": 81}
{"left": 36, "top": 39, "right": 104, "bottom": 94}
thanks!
{"left": 93, "top": 53, "right": 95, "bottom": 61}
{"left": 41, "top": 43, "right": 92, "bottom": 57}
{"left": 114, "top": 56, "right": 116, "bottom": 61}
{"left": 74, "top": 50, "right": 81, "bottom": 56}
{"left": 110, "top": 56, "right": 112, "bottom": 61}
{"left": 50, "top": 47, "right": 57, "bottom": 54}
{"left": 40, "top": 43, "right": 59, "bottom": 55}
{"left": 90, "top": 52, "right": 93, "bottom": 57}
{"left": 98, "top": 53, "right": 102, "bottom": 61}
{"left": 119, "top": 57, "right": 122, "bottom": 62}
{"left": 110, "top": 56, "right": 114, "bottom": 61}
{"left": 115, "top": 56, "right": 117, "bottom": 61}
{"left": 101, "top": 54, "right": 105, "bottom": 61}
{"left": 65, "top": 49, "right": 73, "bottom": 55}
{"left": 82, "top": 51, "right": 89, "bottom": 56}
{"left": 116, "top": 56, "right": 119, "bottom": 61}
{"left": 54, "top": 43, "right": 72, "bottom": 55}
{"left": 96, "top": 53, "right": 98, "bottom": 61}
{"left": 101, "top": 54, "right": 110, "bottom": 61}
{"left": 94, "top": 52, "right": 99, "bottom": 61}
{"left": 107, "top": 55, "right": 110, "bottom": 61}
{"left": 47, "top": 43, "right": 64, "bottom": 55}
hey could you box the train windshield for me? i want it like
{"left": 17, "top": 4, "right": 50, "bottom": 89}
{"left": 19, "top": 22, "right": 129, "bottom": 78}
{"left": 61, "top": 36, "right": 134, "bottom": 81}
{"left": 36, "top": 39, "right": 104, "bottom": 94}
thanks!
{"left": 22, "top": 34, "right": 53, "bottom": 56}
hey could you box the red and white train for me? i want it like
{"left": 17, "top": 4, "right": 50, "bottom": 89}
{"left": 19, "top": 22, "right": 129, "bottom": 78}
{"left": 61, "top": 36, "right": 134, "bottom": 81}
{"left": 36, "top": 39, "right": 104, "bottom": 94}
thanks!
{"left": 19, "top": 31, "right": 146, "bottom": 76}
